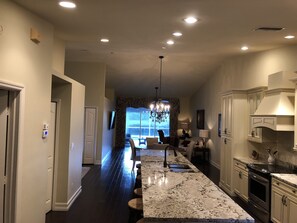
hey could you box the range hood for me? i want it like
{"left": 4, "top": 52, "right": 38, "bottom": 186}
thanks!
{"left": 251, "top": 71, "right": 295, "bottom": 131}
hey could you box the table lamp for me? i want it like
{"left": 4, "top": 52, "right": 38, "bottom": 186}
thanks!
{"left": 199, "top": 129, "right": 209, "bottom": 148}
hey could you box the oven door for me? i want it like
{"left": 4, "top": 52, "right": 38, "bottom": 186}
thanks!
{"left": 248, "top": 171, "right": 270, "bottom": 211}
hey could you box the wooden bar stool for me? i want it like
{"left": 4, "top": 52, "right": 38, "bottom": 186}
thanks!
{"left": 135, "top": 174, "right": 142, "bottom": 188}
{"left": 134, "top": 188, "right": 142, "bottom": 197}
{"left": 136, "top": 218, "right": 145, "bottom": 223}
{"left": 128, "top": 198, "right": 143, "bottom": 222}
{"left": 136, "top": 163, "right": 141, "bottom": 169}
{"left": 128, "top": 198, "right": 143, "bottom": 211}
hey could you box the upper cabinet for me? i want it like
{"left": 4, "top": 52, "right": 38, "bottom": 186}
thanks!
{"left": 247, "top": 87, "right": 267, "bottom": 143}
{"left": 290, "top": 77, "right": 297, "bottom": 150}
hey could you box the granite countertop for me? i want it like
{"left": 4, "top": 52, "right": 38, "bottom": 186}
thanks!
{"left": 271, "top": 173, "right": 297, "bottom": 188}
{"left": 140, "top": 150, "right": 254, "bottom": 222}
{"left": 233, "top": 156, "right": 265, "bottom": 165}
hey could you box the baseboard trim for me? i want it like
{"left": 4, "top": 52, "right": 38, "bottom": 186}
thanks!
{"left": 210, "top": 160, "right": 220, "bottom": 169}
{"left": 52, "top": 186, "right": 82, "bottom": 211}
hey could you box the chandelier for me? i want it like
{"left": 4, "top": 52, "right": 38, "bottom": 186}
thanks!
{"left": 149, "top": 56, "right": 170, "bottom": 123}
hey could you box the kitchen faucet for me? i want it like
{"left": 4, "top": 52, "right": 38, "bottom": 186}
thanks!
{"left": 163, "top": 145, "right": 178, "bottom": 167}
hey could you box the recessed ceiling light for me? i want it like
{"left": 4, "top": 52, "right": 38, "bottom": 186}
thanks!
{"left": 59, "top": 1, "right": 76, "bottom": 8}
{"left": 100, "top": 38, "right": 109, "bottom": 43}
{"left": 285, "top": 35, "right": 295, "bottom": 39}
{"left": 241, "top": 46, "right": 249, "bottom": 51}
{"left": 167, "top": 40, "right": 174, "bottom": 45}
{"left": 173, "top": 32, "right": 182, "bottom": 37}
{"left": 184, "top": 17, "right": 197, "bottom": 24}
{"left": 162, "top": 46, "right": 166, "bottom": 50}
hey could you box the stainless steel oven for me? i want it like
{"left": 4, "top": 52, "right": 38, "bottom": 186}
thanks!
{"left": 248, "top": 169, "right": 270, "bottom": 223}
{"left": 247, "top": 163, "right": 296, "bottom": 223}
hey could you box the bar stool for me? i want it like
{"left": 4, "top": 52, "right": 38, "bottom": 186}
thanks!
{"left": 136, "top": 218, "right": 145, "bottom": 223}
{"left": 136, "top": 163, "right": 141, "bottom": 169}
{"left": 128, "top": 198, "right": 143, "bottom": 222}
{"left": 135, "top": 174, "right": 142, "bottom": 188}
{"left": 134, "top": 188, "right": 142, "bottom": 197}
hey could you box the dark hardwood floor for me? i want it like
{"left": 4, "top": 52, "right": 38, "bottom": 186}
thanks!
{"left": 46, "top": 147, "right": 260, "bottom": 223}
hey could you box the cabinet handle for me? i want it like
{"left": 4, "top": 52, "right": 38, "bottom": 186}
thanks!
{"left": 293, "top": 189, "right": 296, "bottom": 194}
{"left": 239, "top": 171, "right": 242, "bottom": 179}
{"left": 276, "top": 182, "right": 279, "bottom": 186}
{"left": 282, "top": 196, "right": 288, "bottom": 206}
{"left": 251, "top": 130, "right": 255, "bottom": 137}
{"left": 224, "top": 138, "right": 227, "bottom": 144}
{"left": 282, "top": 195, "right": 285, "bottom": 205}
{"left": 224, "top": 128, "right": 227, "bottom": 134}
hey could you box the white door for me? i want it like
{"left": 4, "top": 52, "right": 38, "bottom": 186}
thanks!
{"left": 0, "top": 90, "right": 8, "bottom": 223}
{"left": 83, "top": 108, "right": 96, "bottom": 164}
{"left": 45, "top": 102, "right": 57, "bottom": 213}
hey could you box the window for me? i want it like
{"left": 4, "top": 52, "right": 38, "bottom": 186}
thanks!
{"left": 125, "top": 107, "right": 170, "bottom": 145}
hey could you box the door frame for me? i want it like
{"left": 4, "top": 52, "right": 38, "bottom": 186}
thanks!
{"left": 50, "top": 99, "right": 61, "bottom": 211}
{"left": 84, "top": 106, "right": 98, "bottom": 164}
{"left": 0, "top": 80, "right": 24, "bottom": 223}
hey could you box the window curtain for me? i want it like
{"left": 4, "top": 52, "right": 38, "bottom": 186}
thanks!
{"left": 115, "top": 97, "right": 180, "bottom": 148}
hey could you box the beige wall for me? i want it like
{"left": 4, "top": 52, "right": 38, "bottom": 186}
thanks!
{"left": 0, "top": 1, "right": 53, "bottom": 222}
{"left": 65, "top": 62, "right": 108, "bottom": 164}
{"left": 0, "top": 1, "right": 85, "bottom": 221}
{"left": 190, "top": 44, "right": 297, "bottom": 168}
{"left": 52, "top": 36, "right": 65, "bottom": 74}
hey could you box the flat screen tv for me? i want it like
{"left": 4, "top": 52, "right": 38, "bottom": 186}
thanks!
{"left": 109, "top": 111, "right": 116, "bottom": 129}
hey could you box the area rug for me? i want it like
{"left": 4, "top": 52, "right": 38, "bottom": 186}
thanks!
{"left": 81, "top": 166, "right": 91, "bottom": 179}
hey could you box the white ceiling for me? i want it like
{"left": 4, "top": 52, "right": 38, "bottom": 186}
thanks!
{"left": 13, "top": 0, "right": 297, "bottom": 98}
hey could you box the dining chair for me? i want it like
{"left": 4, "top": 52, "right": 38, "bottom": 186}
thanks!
{"left": 146, "top": 137, "right": 159, "bottom": 149}
{"left": 157, "top": 130, "right": 170, "bottom": 144}
{"left": 129, "top": 138, "right": 141, "bottom": 169}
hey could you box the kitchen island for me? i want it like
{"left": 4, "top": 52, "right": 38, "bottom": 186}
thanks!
{"left": 140, "top": 149, "right": 254, "bottom": 222}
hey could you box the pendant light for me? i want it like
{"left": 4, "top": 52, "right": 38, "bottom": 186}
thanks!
{"left": 149, "top": 56, "right": 170, "bottom": 123}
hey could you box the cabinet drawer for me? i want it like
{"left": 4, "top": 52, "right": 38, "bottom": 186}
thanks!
{"left": 272, "top": 178, "right": 297, "bottom": 197}
{"left": 234, "top": 160, "right": 248, "bottom": 172}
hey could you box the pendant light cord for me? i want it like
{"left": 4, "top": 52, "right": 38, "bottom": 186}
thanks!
{"left": 159, "top": 56, "right": 164, "bottom": 98}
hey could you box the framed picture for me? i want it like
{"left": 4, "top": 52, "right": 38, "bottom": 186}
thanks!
{"left": 196, "top": 109, "right": 205, "bottom": 129}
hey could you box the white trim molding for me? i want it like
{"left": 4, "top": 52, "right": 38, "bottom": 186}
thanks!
{"left": 52, "top": 186, "right": 82, "bottom": 211}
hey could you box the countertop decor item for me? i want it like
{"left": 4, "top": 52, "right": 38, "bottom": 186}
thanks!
{"left": 267, "top": 149, "right": 278, "bottom": 164}
{"left": 251, "top": 150, "right": 259, "bottom": 160}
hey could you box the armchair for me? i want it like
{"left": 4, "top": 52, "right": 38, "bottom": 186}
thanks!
{"left": 178, "top": 140, "right": 196, "bottom": 161}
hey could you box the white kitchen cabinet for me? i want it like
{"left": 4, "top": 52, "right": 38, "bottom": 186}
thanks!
{"left": 219, "top": 91, "right": 248, "bottom": 196}
{"left": 233, "top": 159, "right": 249, "bottom": 202}
{"left": 271, "top": 178, "right": 297, "bottom": 223}
{"left": 247, "top": 87, "right": 267, "bottom": 143}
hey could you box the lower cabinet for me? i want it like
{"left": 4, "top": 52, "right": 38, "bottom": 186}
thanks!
{"left": 233, "top": 159, "right": 248, "bottom": 202}
{"left": 220, "top": 137, "right": 232, "bottom": 193}
{"left": 271, "top": 178, "right": 297, "bottom": 223}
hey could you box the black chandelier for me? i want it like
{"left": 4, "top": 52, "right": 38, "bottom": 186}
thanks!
{"left": 149, "top": 56, "right": 170, "bottom": 123}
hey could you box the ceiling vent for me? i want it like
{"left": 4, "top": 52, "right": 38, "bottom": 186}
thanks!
{"left": 254, "top": 27, "right": 285, "bottom": 31}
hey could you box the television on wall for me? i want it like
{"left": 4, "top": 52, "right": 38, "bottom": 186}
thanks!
{"left": 109, "top": 111, "right": 116, "bottom": 129}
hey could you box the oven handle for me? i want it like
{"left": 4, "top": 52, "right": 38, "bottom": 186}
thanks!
{"left": 249, "top": 172, "right": 269, "bottom": 184}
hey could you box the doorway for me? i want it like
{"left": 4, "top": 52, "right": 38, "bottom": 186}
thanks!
{"left": 83, "top": 107, "right": 97, "bottom": 164}
{"left": 0, "top": 88, "right": 21, "bottom": 223}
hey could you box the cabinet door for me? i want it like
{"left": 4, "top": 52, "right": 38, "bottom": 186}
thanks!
{"left": 240, "top": 171, "right": 249, "bottom": 201}
{"left": 221, "top": 95, "right": 232, "bottom": 137}
{"left": 248, "top": 92, "right": 264, "bottom": 142}
{"left": 233, "top": 167, "right": 240, "bottom": 195}
{"left": 220, "top": 137, "right": 232, "bottom": 190}
{"left": 284, "top": 196, "right": 297, "bottom": 223}
{"left": 271, "top": 187, "right": 284, "bottom": 223}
